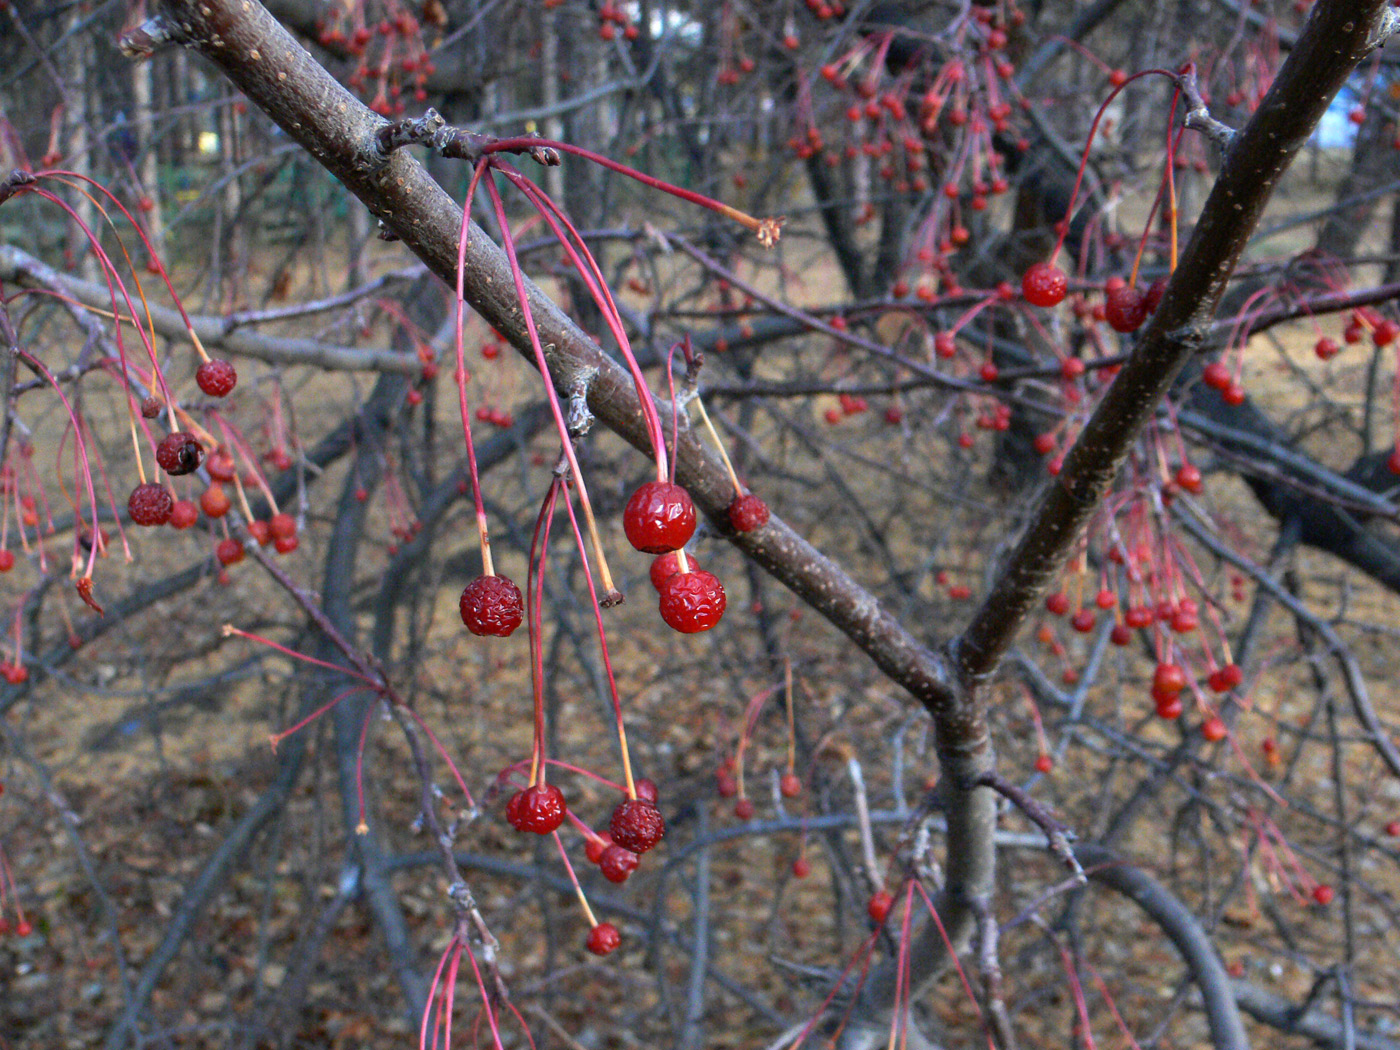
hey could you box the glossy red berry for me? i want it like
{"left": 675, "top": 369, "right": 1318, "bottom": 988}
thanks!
{"left": 610, "top": 797, "right": 665, "bottom": 854}
{"left": 128, "top": 483, "right": 174, "bottom": 526}
{"left": 792, "top": 856, "right": 812, "bottom": 878}
{"left": 1202, "top": 362, "right": 1232, "bottom": 390}
{"left": 1315, "top": 337, "right": 1340, "bottom": 360}
{"left": 1201, "top": 715, "right": 1228, "bottom": 742}
{"left": 1208, "top": 663, "right": 1244, "bottom": 692}
{"left": 1153, "top": 662, "right": 1187, "bottom": 696}
{"left": 459, "top": 575, "right": 524, "bottom": 637}
{"left": 1034, "top": 753, "right": 1053, "bottom": 774}
{"left": 248, "top": 520, "right": 273, "bottom": 546}
{"left": 658, "top": 569, "right": 727, "bottom": 633}
{"left": 1022, "top": 261, "right": 1067, "bottom": 308}
{"left": 867, "top": 890, "right": 895, "bottom": 924}
{"left": 1105, "top": 283, "right": 1149, "bottom": 333}
{"left": 1312, "top": 883, "right": 1334, "bottom": 906}
{"left": 0, "top": 550, "right": 13, "bottom": 572}
{"left": 623, "top": 481, "right": 696, "bottom": 553}
{"left": 1045, "top": 591, "right": 1070, "bottom": 616}
{"left": 1176, "top": 463, "right": 1203, "bottom": 494}
{"left": 1155, "top": 694, "right": 1183, "bottom": 720}
{"left": 274, "top": 534, "right": 298, "bottom": 555}
{"left": 587, "top": 922, "right": 621, "bottom": 956}
{"left": 269, "top": 512, "right": 297, "bottom": 540}
{"left": 599, "top": 844, "right": 640, "bottom": 883}
{"left": 649, "top": 550, "right": 698, "bottom": 591}
{"left": 728, "top": 493, "right": 770, "bottom": 532}
{"left": 196, "top": 359, "right": 238, "bottom": 397}
{"left": 506, "top": 783, "right": 567, "bottom": 834}
{"left": 216, "top": 538, "right": 245, "bottom": 566}
{"left": 155, "top": 432, "right": 204, "bottom": 476}
{"left": 1110, "top": 623, "right": 1132, "bottom": 646}
{"left": 586, "top": 833, "right": 612, "bottom": 864}
{"left": 780, "top": 772, "right": 802, "bottom": 798}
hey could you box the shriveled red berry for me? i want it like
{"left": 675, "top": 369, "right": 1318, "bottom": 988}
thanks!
{"left": 1022, "top": 261, "right": 1067, "bottom": 307}
{"left": 587, "top": 922, "right": 621, "bottom": 955}
{"left": 506, "top": 783, "right": 567, "bottom": 834}
{"left": 599, "top": 844, "right": 640, "bottom": 883}
{"left": 196, "top": 358, "right": 238, "bottom": 397}
{"left": 623, "top": 481, "right": 696, "bottom": 553}
{"left": 216, "top": 538, "right": 245, "bottom": 565}
{"left": 155, "top": 432, "right": 204, "bottom": 476}
{"left": 128, "top": 483, "right": 174, "bottom": 526}
{"left": 610, "top": 797, "right": 665, "bottom": 853}
{"left": 867, "top": 890, "right": 895, "bottom": 923}
{"left": 140, "top": 395, "right": 163, "bottom": 419}
{"left": 728, "top": 493, "right": 770, "bottom": 532}
{"left": 649, "top": 550, "right": 698, "bottom": 591}
{"left": 1105, "top": 283, "right": 1149, "bottom": 333}
{"left": 169, "top": 499, "right": 198, "bottom": 529}
{"left": 658, "top": 569, "right": 727, "bottom": 633}
{"left": 634, "top": 777, "right": 659, "bottom": 803}
{"left": 459, "top": 574, "right": 524, "bottom": 637}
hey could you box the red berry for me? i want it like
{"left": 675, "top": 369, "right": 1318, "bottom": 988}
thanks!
{"left": 1155, "top": 695, "right": 1183, "bottom": 720}
{"left": 459, "top": 575, "right": 524, "bottom": 637}
{"left": 780, "top": 772, "right": 802, "bottom": 798}
{"left": 140, "top": 395, "right": 162, "bottom": 419}
{"left": 1314, "top": 337, "right": 1340, "bottom": 360}
{"left": 793, "top": 856, "right": 812, "bottom": 878}
{"left": 1312, "top": 883, "right": 1334, "bottom": 906}
{"left": 734, "top": 797, "right": 755, "bottom": 819}
{"left": 728, "top": 493, "right": 770, "bottom": 532}
{"left": 649, "top": 550, "right": 698, "bottom": 592}
{"left": 586, "top": 833, "right": 612, "bottom": 864}
{"left": 587, "top": 922, "right": 621, "bottom": 956}
{"left": 1176, "top": 463, "right": 1203, "bottom": 494}
{"left": 1153, "top": 662, "right": 1187, "bottom": 696}
{"left": 206, "top": 450, "right": 236, "bottom": 482}
{"left": 15, "top": 919, "right": 31, "bottom": 937}
{"left": 168, "top": 499, "right": 198, "bottom": 529}
{"left": 196, "top": 359, "right": 238, "bottom": 397}
{"left": 128, "top": 483, "right": 174, "bottom": 526}
{"left": 610, "top": 798, "right": 665, "bottom": 853}
{"left": 1223, "top": 382, "right": 1246, "bottom": 406}
{"left": 269, "top": 512, "right": 297, "bottom": 540}
{"left": 599, "top": 844, "right": 640, "bottom": 883}
{"left": 0, "top": 550, "right": 13, "bottom": 572}
{"left": 200, "top": 484, "right": 231, "bottom": 518}
{"left": 1208, "top": 663, "right": 1243, "bottom": 692}
{"left": 867, "top": 890, "right": 894, "bottom": 923}
{"left": 1034, "top": 753, "right": 1053, "bottom": 773}
{"left": 1110, "top": 623, "right": 1132, "bottom": 645}
{"left": 248, "top": 520, "right": 273, "bottom": 546}
{"left": 635, "top": 777, "right": 659, "bottom": 803}
{"left": 1376, "top": 319, "right": 1400, "bottom": 346}
{"left": 623, "top": 481, "right": 696, "bottom": 553}
{"left": 658, "top": 569, "right": 727, "bottom": 633}
{"left": 1203, "top": 362, "right": 1232, "bottom": 390}
{"left": 1108, "top": 68, "right": 1128, "bottom": 87}
{"left": 1045, "top": 591, "right": 1070, "bottom": 616}
{"left": 216, "top": 538, "right": 245, "bottom": 565}
{"left": 1201, "top": 715, "right": 1228, "bottom": 742}
{"left": 506, "top": 783, "right": 567, "bottom": 834}
{"left": 1385, "top": 820, "right": 1400, "bottom": 836}
{"left": 274, "top": 534, "right": 298, "bottom": 554}
{"left": 1143, "top": 276, "right": 1168, "bottom": 314}
{"left": 1022, "top": 261, "right": 1067, "bottom": 308}
{"left": 155, "top": 432, "right": 204, "bottom": 476}
{"left": 1105, "top": 283, "right": 1148, "bottom": 333}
